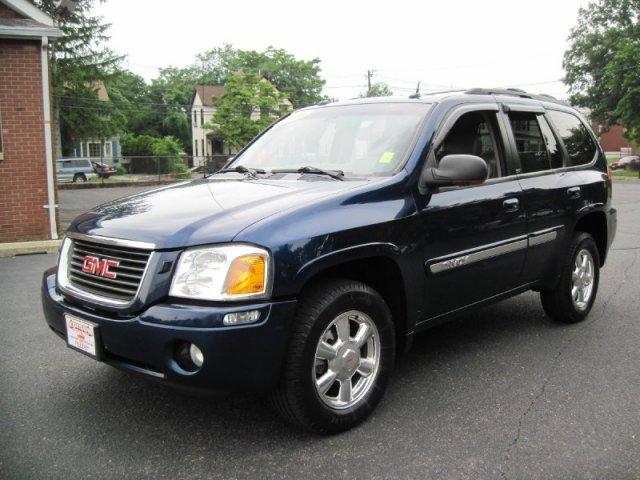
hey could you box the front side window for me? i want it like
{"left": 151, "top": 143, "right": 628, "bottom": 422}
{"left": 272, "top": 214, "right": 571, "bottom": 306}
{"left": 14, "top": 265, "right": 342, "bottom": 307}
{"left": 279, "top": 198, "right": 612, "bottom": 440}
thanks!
{"left": 547, "top": 110, "right": 597, "bottom": 167}
{"left": 507, "top": 112, "right": 551, "bottom": 173}
{"left": 436, "top": 111, "right": 502, "bottom": 178}
{"left": 232, "top": 103, "right": 431, "bottom": 176}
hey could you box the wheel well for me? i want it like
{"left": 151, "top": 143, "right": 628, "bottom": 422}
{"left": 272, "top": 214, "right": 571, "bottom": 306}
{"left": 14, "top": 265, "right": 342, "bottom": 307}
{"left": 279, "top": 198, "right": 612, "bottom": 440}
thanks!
{"left": 574, "top": 212, "right": 607, "bottom": 266}
{"left": 301, "top": 256, "right": 408, "bottom": 352}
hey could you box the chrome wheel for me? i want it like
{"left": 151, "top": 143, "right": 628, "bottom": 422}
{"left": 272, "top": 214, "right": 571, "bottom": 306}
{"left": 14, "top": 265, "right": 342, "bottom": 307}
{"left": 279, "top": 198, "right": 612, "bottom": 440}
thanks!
{"left": 571, "top": 248, "right": 595, "bottom": 311}
{"left": 313, "top": 310, "right": 380, "bottom": 410}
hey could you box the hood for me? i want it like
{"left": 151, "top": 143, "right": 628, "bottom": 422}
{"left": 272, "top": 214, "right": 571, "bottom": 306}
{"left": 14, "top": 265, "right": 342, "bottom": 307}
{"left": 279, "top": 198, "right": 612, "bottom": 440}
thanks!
{"left": 70, "top": 176, "right": 369, "bottom": 249}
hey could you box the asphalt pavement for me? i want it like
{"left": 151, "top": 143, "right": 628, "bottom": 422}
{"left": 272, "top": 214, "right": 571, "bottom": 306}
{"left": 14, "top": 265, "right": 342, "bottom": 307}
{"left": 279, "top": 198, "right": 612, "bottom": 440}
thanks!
{"left": 1, "top": 181, "right": 639, "bottom": 479}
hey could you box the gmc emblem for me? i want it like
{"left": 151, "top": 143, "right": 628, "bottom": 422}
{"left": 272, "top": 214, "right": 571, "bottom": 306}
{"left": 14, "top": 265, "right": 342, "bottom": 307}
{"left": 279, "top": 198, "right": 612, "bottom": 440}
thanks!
{"left": 81, "top": 255, "right": 119, "bottom": 279}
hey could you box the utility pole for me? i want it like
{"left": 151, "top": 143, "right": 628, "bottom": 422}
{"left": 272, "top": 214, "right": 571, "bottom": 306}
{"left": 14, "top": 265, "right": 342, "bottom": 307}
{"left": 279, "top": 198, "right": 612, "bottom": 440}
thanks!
{"left": 367, "top": 70, "right": 376, "bottom": 97}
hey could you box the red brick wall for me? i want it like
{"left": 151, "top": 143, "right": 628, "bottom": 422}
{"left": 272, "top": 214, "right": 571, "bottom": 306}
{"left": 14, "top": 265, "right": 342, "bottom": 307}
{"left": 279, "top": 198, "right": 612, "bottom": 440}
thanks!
{"left": 0, "top": 39, "right": 53, "bottom": 242}
{"left": 597, "top": 124, "right": 638, "bottom": 154}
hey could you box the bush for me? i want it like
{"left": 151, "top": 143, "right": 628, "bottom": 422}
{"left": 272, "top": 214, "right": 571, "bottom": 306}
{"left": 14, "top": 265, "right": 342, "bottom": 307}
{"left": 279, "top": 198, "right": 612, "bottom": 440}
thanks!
{"left": 121, "top": 134, "right": 189, "bottom": 177}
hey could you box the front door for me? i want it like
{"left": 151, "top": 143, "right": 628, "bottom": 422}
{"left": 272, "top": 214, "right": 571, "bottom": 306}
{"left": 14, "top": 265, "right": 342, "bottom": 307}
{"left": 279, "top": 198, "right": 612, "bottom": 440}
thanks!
{"left": 417, "top": 105, "right": 527, "bottom": 321}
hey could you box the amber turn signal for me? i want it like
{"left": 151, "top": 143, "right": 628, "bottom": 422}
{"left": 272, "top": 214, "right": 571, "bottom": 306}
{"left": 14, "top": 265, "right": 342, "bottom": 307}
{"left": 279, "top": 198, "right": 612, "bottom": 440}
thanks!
{"left": 223, "top": 254, "right": 267, "bottom": 296}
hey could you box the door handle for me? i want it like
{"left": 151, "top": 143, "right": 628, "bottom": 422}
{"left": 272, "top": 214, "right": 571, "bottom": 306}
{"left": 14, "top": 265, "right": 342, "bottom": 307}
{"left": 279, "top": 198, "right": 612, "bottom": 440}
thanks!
{"left": 566, "top": 187, "right": 582, "bottom": 199}
{"left": 503, "top": 198, "right": 520, "bottom": 212}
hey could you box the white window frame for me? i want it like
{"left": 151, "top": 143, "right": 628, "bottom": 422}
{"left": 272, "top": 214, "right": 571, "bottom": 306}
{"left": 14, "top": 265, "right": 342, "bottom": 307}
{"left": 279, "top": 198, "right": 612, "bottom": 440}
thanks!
{"left": 88, "top": 141, "right": 102, "bottom": 158}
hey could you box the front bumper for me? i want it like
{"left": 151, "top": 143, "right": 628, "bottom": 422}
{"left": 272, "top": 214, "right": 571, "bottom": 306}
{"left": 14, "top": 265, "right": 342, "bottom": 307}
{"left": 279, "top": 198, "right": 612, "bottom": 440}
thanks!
{"left": 41, "top": 269, "right": 297, "bottom": 393}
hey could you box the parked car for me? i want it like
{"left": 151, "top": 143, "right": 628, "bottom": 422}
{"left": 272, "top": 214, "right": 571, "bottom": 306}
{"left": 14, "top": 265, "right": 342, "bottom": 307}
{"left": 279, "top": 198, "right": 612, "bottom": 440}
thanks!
{"left": 610, "top": 155, "right": 639, "bottom": 171}
{"left": 91, "top": 161, "right": 116, "bottom": 178}
{"left": 55, "top": 158, "right": 97, "bottom": 183}
{"left": 42, "top": 89, "right": 617, "bottom": 433}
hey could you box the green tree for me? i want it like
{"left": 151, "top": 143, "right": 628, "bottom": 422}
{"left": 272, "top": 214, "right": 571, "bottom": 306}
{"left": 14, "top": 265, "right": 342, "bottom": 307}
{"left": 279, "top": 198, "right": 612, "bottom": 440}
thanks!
{"left": 197, "top": 45, "right": 326, "bottom": 107}
{"left": 360, "top": 82, "right": 393, "bottom": 98}
{"left": 563, "top": 0, "right": 640, "bottom": 141}
{"left": 205, "top": 72, "right": 286, "bottom": 150}
{"left": 34, "top": 0, "right": 125, "bottom": 154}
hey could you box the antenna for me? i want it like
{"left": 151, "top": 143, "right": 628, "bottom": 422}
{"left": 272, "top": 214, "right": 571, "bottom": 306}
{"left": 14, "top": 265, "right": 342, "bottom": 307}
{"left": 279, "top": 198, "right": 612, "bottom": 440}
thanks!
{"left": 408, "top": 81, "right": 421, "bottom": 99}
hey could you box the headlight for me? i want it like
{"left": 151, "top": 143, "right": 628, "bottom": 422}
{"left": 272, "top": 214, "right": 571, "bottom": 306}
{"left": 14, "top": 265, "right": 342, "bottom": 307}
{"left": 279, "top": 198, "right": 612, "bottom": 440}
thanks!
{"left": 169, "top": 244, "right": 270, "bottom": 301}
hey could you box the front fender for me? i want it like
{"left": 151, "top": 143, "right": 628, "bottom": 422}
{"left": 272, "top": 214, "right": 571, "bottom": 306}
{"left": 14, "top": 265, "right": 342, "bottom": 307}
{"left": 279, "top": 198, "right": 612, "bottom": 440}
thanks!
{"left": 294, "top": 242, "right": 401, "bottom": 286}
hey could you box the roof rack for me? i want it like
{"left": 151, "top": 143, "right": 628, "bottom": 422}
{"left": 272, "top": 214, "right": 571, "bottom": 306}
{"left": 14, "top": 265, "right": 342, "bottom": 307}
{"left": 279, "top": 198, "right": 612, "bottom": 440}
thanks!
{"left": 464, "top": 88, "right": 568, "bottom": 105}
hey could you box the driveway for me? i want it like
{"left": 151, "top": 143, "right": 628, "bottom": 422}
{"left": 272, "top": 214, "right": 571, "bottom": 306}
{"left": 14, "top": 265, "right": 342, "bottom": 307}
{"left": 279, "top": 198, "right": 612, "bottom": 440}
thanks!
{"left": 1, "top": 182, "right": 639, "bottom": 479}
{"left": 58, "top": 185, "right": 159, "bottom": 232}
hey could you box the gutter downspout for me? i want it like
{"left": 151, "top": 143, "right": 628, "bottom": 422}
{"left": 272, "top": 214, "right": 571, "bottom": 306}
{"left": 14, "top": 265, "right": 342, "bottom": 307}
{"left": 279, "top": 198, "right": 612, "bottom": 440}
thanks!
{"left": 41, "top": 36, "right": 58, "bottom": 240}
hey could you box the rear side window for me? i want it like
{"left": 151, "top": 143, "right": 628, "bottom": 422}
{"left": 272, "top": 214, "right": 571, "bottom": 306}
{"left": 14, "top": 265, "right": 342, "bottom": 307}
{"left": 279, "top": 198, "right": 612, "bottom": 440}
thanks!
{"left": 547, "top": 110, "right": 597, "bottom": 166}
{"left": 538, "top": 116, "right": 563, "bottom": 169}
{"left": 507, "top": 112, "right": 550, "bottom": 173}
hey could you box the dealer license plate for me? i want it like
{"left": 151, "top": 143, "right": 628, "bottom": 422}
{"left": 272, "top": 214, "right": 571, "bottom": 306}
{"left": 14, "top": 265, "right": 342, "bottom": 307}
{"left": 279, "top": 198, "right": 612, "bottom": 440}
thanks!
{"left": 65, "top": 314, "right": 100, "bottom": 359}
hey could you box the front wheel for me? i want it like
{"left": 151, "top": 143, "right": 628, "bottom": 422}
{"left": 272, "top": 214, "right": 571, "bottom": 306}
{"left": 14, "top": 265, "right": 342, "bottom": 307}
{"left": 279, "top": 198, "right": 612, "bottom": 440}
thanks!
{"left": 540, "top": 232, "right": 600, "bottom": 323}
{"left": 73, "top": 173, "right": 87, "bottom": 183}
{"left": 272, "top": 279, "right": 395, "bottom": 434}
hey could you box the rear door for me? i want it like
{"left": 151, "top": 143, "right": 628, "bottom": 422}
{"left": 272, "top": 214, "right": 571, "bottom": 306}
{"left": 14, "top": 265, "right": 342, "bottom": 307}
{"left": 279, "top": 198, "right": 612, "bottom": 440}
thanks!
{"left": 417, "top": 103, "right": 528, "bottom": 320}
{"left": 500, "top": 104, "right": 590, "bottom": 284}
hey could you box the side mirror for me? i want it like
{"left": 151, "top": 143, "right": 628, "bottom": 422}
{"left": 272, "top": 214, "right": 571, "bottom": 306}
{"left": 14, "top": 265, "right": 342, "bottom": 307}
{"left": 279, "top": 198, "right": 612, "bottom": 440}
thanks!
{"left": 421, "top": 154, "right": 488, "bottom": 190}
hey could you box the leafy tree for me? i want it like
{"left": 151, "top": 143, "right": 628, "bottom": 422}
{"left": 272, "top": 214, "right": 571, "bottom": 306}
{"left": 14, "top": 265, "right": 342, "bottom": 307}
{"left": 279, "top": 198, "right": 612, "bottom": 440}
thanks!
{"left": 360, "top": 82, "right": 393, "bottom": 98}
{"left": 205, "top": 72, "right": 286, "bottom": 150}
{"left": 563, "top": 0, "right": 640, "bottom": 141}
{"left": 197, "top": 45, "right": 326, "bottom": 107}
{"left": 34, "top": 0, "right": 124, "bottom": 155}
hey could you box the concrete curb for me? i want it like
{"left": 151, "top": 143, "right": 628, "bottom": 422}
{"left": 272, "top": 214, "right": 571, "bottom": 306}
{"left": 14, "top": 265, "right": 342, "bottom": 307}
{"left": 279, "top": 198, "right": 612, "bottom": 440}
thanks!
{"left": 0, "top": 240, "right": 61, "bottom": 258}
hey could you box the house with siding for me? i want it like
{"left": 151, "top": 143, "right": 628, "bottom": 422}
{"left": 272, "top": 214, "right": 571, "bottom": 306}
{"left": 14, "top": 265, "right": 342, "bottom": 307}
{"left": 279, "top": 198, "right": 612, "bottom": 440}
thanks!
{"left": 0, "top": 0, "right": 61, "bottom": 242}
{"left": 190, "top": 83, "right": 292, "bottom": 167}
{"left": 68, "top": 80, "right": 122, "bottom": 165}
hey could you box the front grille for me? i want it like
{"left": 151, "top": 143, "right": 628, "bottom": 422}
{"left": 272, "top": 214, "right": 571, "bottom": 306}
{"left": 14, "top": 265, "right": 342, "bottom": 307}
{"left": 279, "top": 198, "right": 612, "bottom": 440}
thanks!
{"left": 68, "top": 238, "right": 152, "bottom": 302}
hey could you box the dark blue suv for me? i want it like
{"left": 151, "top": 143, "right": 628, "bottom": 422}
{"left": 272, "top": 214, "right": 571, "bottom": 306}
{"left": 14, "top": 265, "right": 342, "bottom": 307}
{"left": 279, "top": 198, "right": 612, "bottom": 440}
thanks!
{"left": 42, "top": 89, "right": 617, "bottom": 433}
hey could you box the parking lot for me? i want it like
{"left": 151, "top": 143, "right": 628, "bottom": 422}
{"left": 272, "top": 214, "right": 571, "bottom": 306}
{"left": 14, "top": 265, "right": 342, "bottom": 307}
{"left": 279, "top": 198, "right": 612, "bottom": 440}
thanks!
{"left": 1, "top": 182, "right": 639, "bottom": 479}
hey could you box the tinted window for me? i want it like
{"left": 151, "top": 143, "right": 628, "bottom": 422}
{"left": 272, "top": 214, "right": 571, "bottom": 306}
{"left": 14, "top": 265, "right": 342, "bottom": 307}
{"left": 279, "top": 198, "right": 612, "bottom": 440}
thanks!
{"left": 538, "top": 115, "right": 563, "bottom": 169}
{"left": 508, "top": 112, "right": 550, "bottom": 173}
{"left": 436, "top": 111, "right": 502, "bottom": 178}
{"left": 548, "top": 110, "right": 597, "bottom": 166}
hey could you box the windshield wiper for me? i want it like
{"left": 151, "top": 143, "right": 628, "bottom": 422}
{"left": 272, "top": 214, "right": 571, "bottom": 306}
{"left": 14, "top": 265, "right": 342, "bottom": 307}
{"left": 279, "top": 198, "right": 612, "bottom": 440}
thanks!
{"left": 213, "top": 165, "right": 266, "bottom": 178}
{"left": 272, "top": 166, "right": 344, "bottom": 181}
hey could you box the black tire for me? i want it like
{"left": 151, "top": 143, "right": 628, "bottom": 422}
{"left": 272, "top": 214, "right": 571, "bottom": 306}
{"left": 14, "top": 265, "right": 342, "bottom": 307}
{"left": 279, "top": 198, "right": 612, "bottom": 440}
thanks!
{"left": 540, "top": 232, "right": 600, "bottom": 323}
{"left": 73, "top": 173, "right": 87, "bottom": 183}
{"left": 272, "top": 279, "right": 395, "bottom": 434}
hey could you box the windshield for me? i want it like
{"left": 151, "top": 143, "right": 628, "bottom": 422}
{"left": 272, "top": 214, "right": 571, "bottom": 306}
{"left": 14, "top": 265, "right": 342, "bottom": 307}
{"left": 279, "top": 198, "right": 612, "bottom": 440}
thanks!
{"left": 231, "top": 103, "right": 431, "bottom": 176}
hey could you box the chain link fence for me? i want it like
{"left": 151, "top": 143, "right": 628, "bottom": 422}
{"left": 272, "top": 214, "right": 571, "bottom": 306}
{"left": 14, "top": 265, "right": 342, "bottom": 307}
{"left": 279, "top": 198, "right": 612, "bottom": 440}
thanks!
{"left": 56, "top": 155, "right": 234, "bottom": 187}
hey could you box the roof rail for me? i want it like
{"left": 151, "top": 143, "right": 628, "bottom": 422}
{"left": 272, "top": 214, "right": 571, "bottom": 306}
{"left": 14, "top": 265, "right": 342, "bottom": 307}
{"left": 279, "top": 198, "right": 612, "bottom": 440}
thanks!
{"left": 464, "top": 88, "right": 568, "bottom": 106}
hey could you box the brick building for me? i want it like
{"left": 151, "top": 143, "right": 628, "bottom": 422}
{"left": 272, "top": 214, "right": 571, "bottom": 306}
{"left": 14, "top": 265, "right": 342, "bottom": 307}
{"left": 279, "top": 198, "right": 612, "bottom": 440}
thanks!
{"left": 0, "top": 0, "right": 61, "bottom": 242}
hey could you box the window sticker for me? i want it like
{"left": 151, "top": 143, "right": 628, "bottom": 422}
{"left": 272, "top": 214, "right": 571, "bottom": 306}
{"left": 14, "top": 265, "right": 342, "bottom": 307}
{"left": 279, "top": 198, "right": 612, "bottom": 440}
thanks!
{"left": 379, "top": 151, "right": 395, "bottom": 164}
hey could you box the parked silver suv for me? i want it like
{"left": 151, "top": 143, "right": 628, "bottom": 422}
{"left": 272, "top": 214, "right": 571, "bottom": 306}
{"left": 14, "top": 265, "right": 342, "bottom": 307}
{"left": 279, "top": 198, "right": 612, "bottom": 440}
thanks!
{"left": 56, "top": 158, "right": 97, "bottom": 183}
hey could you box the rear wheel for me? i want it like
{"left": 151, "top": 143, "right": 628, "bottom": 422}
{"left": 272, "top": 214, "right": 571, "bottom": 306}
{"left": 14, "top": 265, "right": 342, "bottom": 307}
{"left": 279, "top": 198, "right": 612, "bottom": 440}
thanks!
{"left": 73, "top": 173, "right": 87, "bottom": 183}
{"left": 272, "top": 279, "right": 395, "bottom": 434}
{"left": 540, "top": 232, "right": 600, "bottom": 323}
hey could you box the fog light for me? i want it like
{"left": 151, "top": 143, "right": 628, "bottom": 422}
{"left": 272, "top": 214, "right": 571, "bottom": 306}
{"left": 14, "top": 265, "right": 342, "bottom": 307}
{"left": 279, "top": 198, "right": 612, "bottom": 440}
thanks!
{"left": 223, "top": 310, "right": 261, "bottom": 326}
{"left": 189, "top": 343, "right": 204, "bottom": 367}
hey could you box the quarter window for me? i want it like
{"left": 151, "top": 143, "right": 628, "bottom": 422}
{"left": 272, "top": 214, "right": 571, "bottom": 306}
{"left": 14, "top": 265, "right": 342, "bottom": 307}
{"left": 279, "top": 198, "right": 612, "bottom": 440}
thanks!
{"left": 436, "top": 111, "right": 503, "bottom": 178}
{"left": 547, "top": 110, "right": 597, "bottom": 166}
{"left": 507, "top": 112, "right": 551, "bottom": 173}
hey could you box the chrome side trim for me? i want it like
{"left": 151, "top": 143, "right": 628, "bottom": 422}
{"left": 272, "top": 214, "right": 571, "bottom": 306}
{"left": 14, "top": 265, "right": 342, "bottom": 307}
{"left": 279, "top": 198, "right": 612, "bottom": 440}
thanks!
{"left": 66, "top": 231, "right": 157, "bottom": 250}
{"left": 529, "top": 230, "right": 558, "bottom": 246}
{"left": 57, "top": 236, "right": 155, "bottom": 309}
{"left": 430, "top": 238, "right": 527, "bottom": 274}
{"left": 429, "top": 226, "right": 563, "bottom": 274}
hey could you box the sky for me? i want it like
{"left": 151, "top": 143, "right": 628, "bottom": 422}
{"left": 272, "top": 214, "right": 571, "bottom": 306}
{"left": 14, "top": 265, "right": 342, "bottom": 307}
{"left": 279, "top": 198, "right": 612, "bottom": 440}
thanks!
{"left": 93, "top": 0, "right": 591, "bottom": 101}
